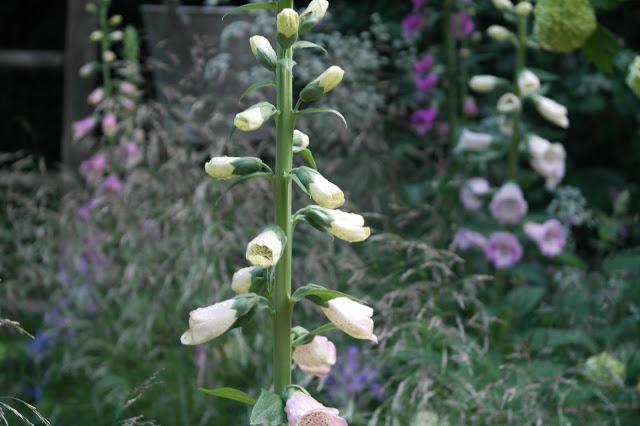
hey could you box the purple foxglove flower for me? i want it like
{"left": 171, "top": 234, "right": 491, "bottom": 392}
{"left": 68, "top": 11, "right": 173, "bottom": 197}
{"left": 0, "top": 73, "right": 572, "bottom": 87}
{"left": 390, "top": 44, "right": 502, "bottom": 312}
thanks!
{"left": 451, "top": 12, "right": 475, "bottom": 40}
{"left": 490, "top": 182, "right": 528, "bottom": 225}
{"left": 285, "top": 392, "right": 347, "bottom": 426}
{"left": 416, "top": 73, "right": 439, "bottom": 93}
{"left": 102, "top": 175, "right": 123, "bottom": 199}
{"left": 464, "top": 97, "right": 479, "bottom": 117}
{"left": 119, "top": 81, "right": 137, "bottom": 96}
{"left": 412, "top": 0, "right": 427, "bottom": 9}
{"left": 292, "top": 335, "right": 337, "bottom": 378}
{"left": 411, "top": 106, "right": 438, "bottom": 136}
{"left": 87, "top": 88, "right": 104, "bottom": 106}
{"left": 460, "top": 177, "right": 490, "bottom": 211}
{"left": 485, "top": 231, "right": 523, "bottom": 269}
{"left": 80, "top": 153, "right": 107, "bottom": 183}
{"left": 120, "top": 141, "right": 142, "bottom": 167}
{"left": 402, "top": 13, "right": 425, "bottom": 40}
{"left": 72, "top": 117, "right": 96, "bottom": 140}
{"left": 453, "top": 228, "right": 487, "bottom": 251}
{"left": 524, "top": 219, "right": 567, "bottom": 257}
{"left": 101, "top": 113, "right": 118, "bottom": 137}
{"left": 414, "top": 53, "right": 434, "bottom": 75}
{"left": 436, "top": 122, "right": 450, "bottom": 138}
{"left": 77, "top": 198, "right": 98, "bottom": 220}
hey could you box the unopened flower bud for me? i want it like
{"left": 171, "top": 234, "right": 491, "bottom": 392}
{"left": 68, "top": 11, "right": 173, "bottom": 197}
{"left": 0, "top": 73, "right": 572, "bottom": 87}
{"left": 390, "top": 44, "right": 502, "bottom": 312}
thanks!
{"left": 277, "top": 8, "right": 300, "bottom": 48}
{"left": 515, "top": 2, "right": 533, "bottom": 17}
{"left": 231, "top": 266, "right": 264, "bottom": 294}
{"left": 249, "top": 35, "right": 277, "bottom": 71}
{"left": 518, "top": 69, "right": 540, "bottom": 96}
{"left": 469, "top": 75, "right": 499, "bottom": 93}
{"left": 180, "top": 299, "right": 238, "bottom": 345}
{"left": 90, "top": 30, "right": 103, "bottom": 42}
{"left": 497, "top": 92, "right": 521, "bottom": 114}
{"left": 246, "top": 226, "right": 287, "bottom": 267}
{"left": 299, "top": 66, "right": 344, "bottom": 103}
{"left": 534, "top": 95, "right": 569, "bottom": 128}
{"left": 455, "top": 129, "right": 493, "bottom": 152}
{"left": 299, "top": 0, "right": 329, "bottom": 33}
{"left": 110, "top": 30, "right": 124, "bottom": 41}
{"left": 103, "top": 50, "right": 116, "bottom": 63}
{"left": 87, "top": 87, "right": 104, "bottom": 106}
{"left": 293, "top": 130, "right": 310, "bottom": 149}
{"left": 292, "top": 166, "right": 345, "bottom": 209}
{"left": 303, "top": 206, "right": 371, "bottom": 243}
{"left": 110, "top": 14, "right": 123, "bottom": 26}
{"left": 492, "top": 0, "right": 513, "bottom": 10}
{"left": 101, "top": 112, "right": 118, "bottom": 136}
{"left": 204, "top": 156, "right": 268, "bottom": 181}
{"left": 487, "top": 25, "right": 512, "bottom": 42}
{"left": 119, "top": 81, "right": 137, "bottom": 96}
{"left": 234, "top": 102, "right": 277, "bottom": 132}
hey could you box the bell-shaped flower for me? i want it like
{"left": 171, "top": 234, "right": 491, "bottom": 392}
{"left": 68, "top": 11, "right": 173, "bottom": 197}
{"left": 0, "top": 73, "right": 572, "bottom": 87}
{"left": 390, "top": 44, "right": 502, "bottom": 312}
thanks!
{"left": 487, "top": 25, "right": 512, "bottom": 42}
{"left": 455, "top": 129, "right": 493, "bottom": 152}
{"left": 534, "top": 96, "right": 569, "bottom": 128}
{"left": 292, "top": 166, "right": 345, "bottom": 208}
{"left": 303, "top": 206, "right": 371, "bottom": 243}
{"left": 527, "top": 134, "right": 566, "bottom": 190}
{"left": 300, "top": 0, "right": 329, "bottom": 33}
{"left": 234, "top": 102, "right": 277, "bottom": 132}
{"left": 87, "top": 87, "right": 104, "bottom": 106}
{"left": 245, "top": 226, "right": 286, "bottom": 267}
{"left": 293, "top": 129, "right": 310, "bottom": 149}
{"left": 518, "top": 69, "right": 540, "bottom": 96}
{"left": 204, "top": 156, "right": 268, "bottom": 181}
{"left": 300, "top": 66, "right": 344, "bottom": 103}
{"left": 453, "top": 228, "right": 487, "bottom": 251}
{"left": 490, "top": 182, "right": 528, "bottom": 225}
{"left": 497, "top": 93, "right": 521, "bottom": 114}
{"left": 524, "top": 219, "right": 567, "bottom": 257}
{"left": 285, "top": 391, "right": 347, "bottom": 426}
{"left": 460, "top": 177, "right": 491, "bottom": 211}
{"left": 180, "top": 299, "right": 238, "bottom": 345}
{"left": 102, "top": 112, "right": 118, "bottom": 136}
{"left": 485, "top": 231, "right": 523, "bottom": 269}
{"left": 73, "top": 116, "right": 97, "bottom": 140}
{"left": 277, "top": 8, "right": 299, "bottom": 48}
{"left": 469, "top": 75, "right": 499, "bottom": 93}
{"left": 321, "top": 297, "right": 377, "bottom": 342}
{"left": 492, "top": 0, "right": 513, "bottom": 10}
{"left": 231, "top": 266, "right": 264, "bottom": 294}
{"left": 292, "top": 335, "right": 337, "bottom": 378}
{"left": 249, "top": 35, "right": 277, "bottom": 71}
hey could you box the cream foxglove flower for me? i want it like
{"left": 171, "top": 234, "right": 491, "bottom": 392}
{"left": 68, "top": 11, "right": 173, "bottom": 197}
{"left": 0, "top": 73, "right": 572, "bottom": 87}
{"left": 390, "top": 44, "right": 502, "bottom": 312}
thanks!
{"left": 180, "top": 299, "right": 238, "bottom": 345}
{"left": 469, "top": 75, "right": 499, "bottom": 93}
{"left": 492, "top": 0, "right": 513, "bottom": 10}
{"left": 304, "top": 206, "right": 371, "bottom": 243}
{"left": 249, "top": 35, "right": 277, "bottom": 71}
{"left": 487, "top": 25, "right": 512, "bottom": 42}
{"left": 535, "top": 96, "right": 569, "bottom": 128}
{"left": 245, "top": 226, "right": 286, "bottom": 267}
{"left": 515, "top": 1, "right": 533, "bottom": 17}
{"left": 277, "top": 8, "right": 300, "bottom": 41}
{"left": 497, "top": 92, "right": 521, "bottom": 114}
{"left": 527, "top": 134, "right": 566, "bottom": 190}
{"left": 293, "top": 166, "right": 345, "bottom": 208}
{"left": 300, "top": 66, "right": 344, "bottom": 103}
{"left": 292, "top": 335, "right": 337, "bottom": 378}
{"left": 204, "top": 156, "right": 268, "bottom": 181}
{"left": 285, "top": 391, "right": 347, "bottom": 426}
{"left": 455, "top": 129, "right": 493, "bottom": 152}
{"left": 303, "top": 0, "right": 329, "bottom": 20}
{"left": 234, "top": 102, "right": 277, "bottom": 132}
{"left": 518, "top": 69, "right": 540, "bottom": 96}
{"left": 321, "top": 297, "right": 377, "bottom": 342}
{"left": 293, "top": 130, "right": 310, "bottom": 149}
{"left": 231, "top": 266, "right": 263, "bottom": 294}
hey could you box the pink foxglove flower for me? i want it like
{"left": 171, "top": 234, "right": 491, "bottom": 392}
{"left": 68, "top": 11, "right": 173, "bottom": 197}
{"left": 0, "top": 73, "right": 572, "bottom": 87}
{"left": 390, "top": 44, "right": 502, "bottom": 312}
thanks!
{"left": 102, "top": 175, "right": 123, "bottom": 199}
{"left": 490, "top": 182, "right": 528, "bottom": 225}
{"left": 402, "top": 14, "right": 424, "bottom": 40}
{"left": 524, "top": 219, "right": 567, "bottom": 257}
{"left": 321, "top": 297, "right": 377, "bottom": 343}
{"left": 101, "top": 113, "right": 118, "bottom": 136}
{"left": 285, "top": 392, "right": 347, "bottom": 426}
{"left": 119, "top": 81, "right": 137, "bottom": 96}
{"left": 413, "top": 53, "right": 434, "bottom": 75}
{"left": 87, "top": 88, "right": 105, "bottom": 106}
{"left": 120, "top": 97, "right": 136, "bottom": 112}
{"left": 180, "top": 299, "right": 238, "bottom": 345}
{"left": 451, "top": 12, "right": 475, "bottom": 40}
{"left": 292, "top": 336, "right": 337, "bottom": 378}
{"left": 453, "top": 228, "right": 487, "bottom": 251}
{"left": 485, "top": 231, "right": 523, "bottom": 269}
{"left": 73, "top": 117, "right": 96, "bottom": 140}
{"left": 411, "top": 106, "right": 437, "bottom": 136}
{"left": 80, "top": 153, "right": 107, "bottom": 183}
{"left": 416, "top": 73, "right": 438, "bottom": 94}
{"left": 77, "top": 198, "right": 98, "bottom": 220}
{"left": 460, "top": 177, "right": 491, "bottom": 211}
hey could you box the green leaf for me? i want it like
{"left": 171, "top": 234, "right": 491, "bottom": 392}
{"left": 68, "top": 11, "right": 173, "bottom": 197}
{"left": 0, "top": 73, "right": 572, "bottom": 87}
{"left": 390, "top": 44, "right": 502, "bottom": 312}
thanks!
{"left": 602, "top": 250, "right": 640, "bottom": 274}
{"left": 197, "top": 387, "right": 256, "bottom": 405}
{"left": 297, "top": 108, "right": 348, "bottom": 128}
{"left": 250, "top": 389, "right": 286, "bottom": 425}
{"left": 553, "top": 252, "right": 587, "bottom": 270}
{"left": 528, "top": 329, "right": 597, "bottom": 352}
{"left": 505, "top": 286, "right": 545, "bottom": 318}
{"left": 582, "top": 25, "right": 621, "bottom": 73}
{"left": 240, "top": 81, "right": 276, "bottom": 101}
{"left": 292, "top": 41, "right": 328, "bottom": 55}
{"left": 291, "top": 173, "right": 310, "bottom": 196}
{"left": 293, "top": 323, "right": 335, "bottom": 346}
{"left": 291, "top": 283, "right": 363, "bottom": 304}
{"left": 222, "top": 2, "right": 275, "bottom": 20}
{"left": 293, "top": 147, "right": 317, "bottom": 169}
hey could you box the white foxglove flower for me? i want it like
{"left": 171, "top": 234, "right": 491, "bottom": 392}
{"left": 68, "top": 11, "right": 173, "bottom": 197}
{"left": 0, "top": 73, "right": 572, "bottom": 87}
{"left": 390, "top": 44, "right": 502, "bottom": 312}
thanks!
{"left": 460, "top": 177, "right": 491, "bottom": 211}
{"left": 293, "top": 166, "right": 345, "bottom": 208}
{"left": 528, "top": 134, "right": 566, "bottom": 190}
{"left": 490, "top": 182, "right": 528, "bottom": 225}
{"left": 300, "top": 66, "right": 344, "bottom": 102}
{"left": 285, "top": 392, "right": 346, "bottom": 426}
{"left": 292, "top": 335, "right": 337, "bottom": 378}
{"left": 231, "top": 266, "right": 262, "bottom": 294}
{"left": 180, "top": 299, "right": 238, "bottom": 345}
{"left": 492, "top": 0, "right": 513, "bottom": 10}
{"left": 455, "top": 129, "right": 493, "bottom": 152}
{"left": 518, "top": 69, "right": 540, "bottom": 96}
{"left": 303, "top": 0, "right": 329, "bottom": 20}
{"left": 204, "top": 156, "right": 267, "bottom": 180}
{"left": 497, "top": 93, "right": 521, "bottom": 114}
{"left": 246, "top": 227, "right": 286, "bottom": 267}
{"left": 515, "top": 2, "right": 533, "bottom": 17}
{"left": 277, "top": 8, "right": 300, "bottom": 40}
{"left": 249, "top": 35, "right": 277, "bottom": 71}
{"left": 535, "top": 96, "right": 569, "bottom": 129}
{"left": 304, "top": 206, "right": 371, "bottom": 243}
{"left": 469, "top": 75, "right": 499, "bottom": 93}
{"left": 293, "top": 130, "right": 310, "bottom": 149}
{"left": 321, "top": 297, "right": 377, "bottom": 342}
{"left": 234, "top": 102, "right": 277, "bottom": 132}
{"left": 487, "top": 25, "right": 512, "bottom": 42}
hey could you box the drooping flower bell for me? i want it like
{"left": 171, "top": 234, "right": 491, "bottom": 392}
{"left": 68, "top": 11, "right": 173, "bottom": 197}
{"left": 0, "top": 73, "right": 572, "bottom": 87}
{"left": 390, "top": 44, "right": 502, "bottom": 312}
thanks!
{"left": 490, "top": 182, "right": 528, "bottom": 225}
{"left": 518, "top": 69, "right": 540, "bottom": 96}
{"left": 102, "top": 174, "right": 124, "bottom": 199}
{"left": 485, "top": 231, "right": 523, "bottom": 269}
{"left": 534, "top": 96, "right": 569, "bottom": 129}
{"left": 524, "top": 219, "right": 567, "bottom": 257}
{"left": 292, "top": 166, "right": 345, "bottom": 209}
{"left": 102, "top": 112, "right": 118, "bottom": 136}
{"left": 285, "top": 391, "right": 347, "bottom": 426}
{"left": 245, "top": 226, "right": 286, "bottom": 267}
{"left": 293, "top": 129, "right": 310, "bottom": 149}
{"left": 73, "top": 117, "right": 96, "bottom": 140}
{"left": 204, "top": 156, "right": 269, "bottom": 181}
{"left": 414, "top": 53, "right": 434, "bottom": 75}
{"left": 249, "top": 35, "right": 277, "bottom": 71}
{"left": 453, "top": 228, "right": 487, "bottom": 251}
{"left": 460, "top": 177, "right": 491, "bottom": 211}
{"left": 180, "top": 299, "right": 238, "bottom": 345}
{"left": 321, "top": 297, "right": 377, "bottom": 342}
{"left": 277, "top": 8, "right": 299, "bottom": 48}
{"left": 410, "top": 106, "right": 437, "bottom": 136}
{"left": 497, "top": 93, "right": 521, "bottom": 114}
{"left": 231, "top": 266, "right": 264, "bottom": 294}
{"left": 469, "top": 75, "right": 499, "bottom": 93}
{"left": 87, "top": 87, "right": 104, "bottom": 106}
{"left": 292, "top": 335, "right": 337, "bottom": 378}
{"left": 303, "top": 206, "right": 371, "bottom": 243}
{"left": 451, "top": 12, "right": 475, "bottom": 41}
{"left": 80, "top": 153, "right": 108, "bottom": 183}
{"left": 527, "top": 134, "right": 566, "bottom": 190}
{"left": 300, "top": 0, "right": 329, "bottom": 33}
{"left": 234, "top": 102, "right": 277, "bottom": 132}
{"left": 402, "top": 13, "right": 425, "bottom": 40}
{"left": 415, "top": 73, "right": 439, "bottom": 94}
{"left": 487, "top": 25, "right": 512, "bottom": 42}
{"left": 299, "top": 66, "right": 345, "bottom": 103}
{"left": 455, "top": 129, "right": 493, "bottom": 152}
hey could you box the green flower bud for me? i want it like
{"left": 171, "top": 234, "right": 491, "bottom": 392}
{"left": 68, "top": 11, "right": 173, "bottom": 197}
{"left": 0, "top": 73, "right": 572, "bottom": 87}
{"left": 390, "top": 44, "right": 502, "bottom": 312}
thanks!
{"left": 89, "top": 30, "right": 103, "bottom": 42}
{"left": 492, "top": 0, "right": 513, "bottom": 10}
{"left": 277, "top": 8, "right": 300, "bottom": 48}
{"left": 231, "top": 266, "right": 265, "bottom": 294}
{"left": 626, "top": 56, "right": 640, "bottom": 99}
{"left": 234, "top": 102, "right": 277, "bottom": 132}
{"left": 515, "top": 2, "right": 533, "bottom": 17}
{"left": 110, "top": 14, "right": 123, "bottom": 26}
{"left": 293, "top": 130, "right": 310, "bottom": 149}
{"left": 487, "top": 25, "right": 512, "bottom": 42}
{"left": 534, "top": 0, "right": 597, "bottom": 53}
{"left": 584, "top": 352, "right": 626, "bottom": 388}
{"left": 303, "top": 206, "right": 371, "bottom": 243}
{"left": 204, "top": 156, "right": 268, "bottom": 180}
{"left": 299, "top": 66, "right": 344, "bottom": 103}
{"left": 249, "top": 35, "right": 277, "bottom": 71}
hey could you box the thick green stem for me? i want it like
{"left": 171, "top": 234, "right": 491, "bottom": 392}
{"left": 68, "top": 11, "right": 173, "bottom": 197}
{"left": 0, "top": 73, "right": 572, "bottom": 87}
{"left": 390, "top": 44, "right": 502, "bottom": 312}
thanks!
{"left": 99, "top": 0, "right": 113, "bottom": 97}
{"left": 507, "top": 12, "right": 528, "bottom": 181}
{"left": 444, "top": 0, "right": 458, "bottom": 147}
{"left": 273, "top": 0, "right": 294, "bottom": 401}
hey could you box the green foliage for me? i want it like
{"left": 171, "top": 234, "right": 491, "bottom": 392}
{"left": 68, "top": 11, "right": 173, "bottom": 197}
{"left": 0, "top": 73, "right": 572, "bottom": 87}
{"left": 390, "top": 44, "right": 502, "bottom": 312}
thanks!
{"left": 534, "top": 0, "right": 598, "bottom": 53}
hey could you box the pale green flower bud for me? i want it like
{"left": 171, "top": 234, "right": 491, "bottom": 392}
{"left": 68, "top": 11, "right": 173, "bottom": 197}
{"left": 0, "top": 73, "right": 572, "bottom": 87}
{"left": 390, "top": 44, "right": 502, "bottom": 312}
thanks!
{"left": 293, "top": 130, "right": 310, "bottom": 149}
{"left": 231, "top": 266, "right": 264, "bottom": 294}
{"left": 90, "top": 30, "right": 103, "bottom": 42}
{"left": 204, "top": 156, "right": 268, "bottom": 180}
{"left": 293, "top": 166, "right": 345, "bottom": 209}
{"left": 492, "top": 0, "right": 513, "bottom": 10}
{"left": 518, "top": 69, "right": 540, "bottom": 96}
{"left": 246, "top": 226, "right": 287, "bottom": 267}
{"left": 497, "top": 93, "right": 521, "bottom": 114}
{"left": 102, "top": 51, "right": 116, "bottom": 63}
{"left": 299, "top": 66, "right": 344, "bottom": 103}
{"left": 487, "top": 25, "right": 512, "bottom": 42}
{"left": 534, "top": 0, "right": 597, "bottom": 53}
{"left": 469, "top": 75, "right": 499, "bottom": 93}
{"left": 515, "top": 2, "right": 533, "bottom": 17}
{"left": 234, "top": 102, "right": 277, "bottom": 132}
{"left": 277, "top": 8, "right": 300, "bottom": 48}
{"left": 534, "top": 95, "right": 569, "bottom": 128}
{"left": 303, "top": 206, "right": 371, "bottom": 243}
{"left": 584, "top": 352, "right": 626, "bottom": 388}
{"left": 626, "top": 56, "right": 640, "bottom": 99}
{"left": 110, "top": 15, "right": 123, "bottom": 26}
{"left": 249, "top": 35, "right": 277, "bottom": 71}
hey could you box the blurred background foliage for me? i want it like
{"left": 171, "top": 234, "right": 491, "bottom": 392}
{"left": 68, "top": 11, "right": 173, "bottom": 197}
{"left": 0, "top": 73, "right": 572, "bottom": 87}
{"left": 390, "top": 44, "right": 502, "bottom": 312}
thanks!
{"left": 1, "top": 0, "right": 639, "bottom": 425}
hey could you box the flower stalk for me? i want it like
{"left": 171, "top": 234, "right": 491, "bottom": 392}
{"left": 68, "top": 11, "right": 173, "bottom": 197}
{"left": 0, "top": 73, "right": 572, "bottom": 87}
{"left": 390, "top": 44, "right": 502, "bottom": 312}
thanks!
{"left": 507, "top": 4, "right": 528, "bottom": 181}
{"left": 444, "top": 0, "right": 458, "bottom": 147}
